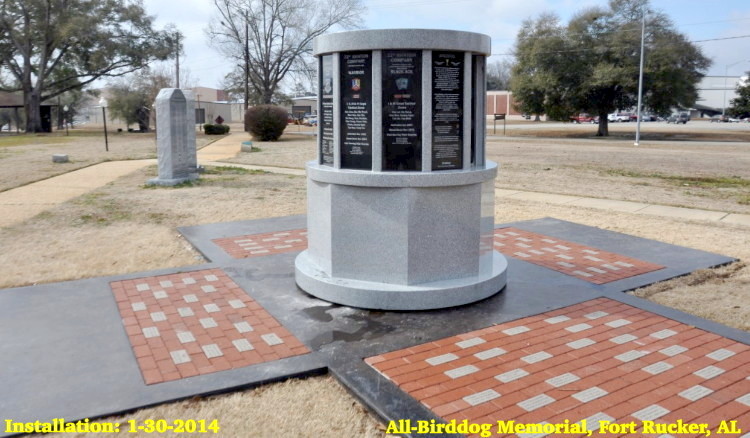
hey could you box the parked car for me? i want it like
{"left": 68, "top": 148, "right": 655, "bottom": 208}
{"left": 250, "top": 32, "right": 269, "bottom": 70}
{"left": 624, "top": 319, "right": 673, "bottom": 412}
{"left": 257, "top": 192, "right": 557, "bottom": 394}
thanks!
{"left": 666, "top": 112, "right": 690, "bottom": 124}
{"left": 570, "top": 113, "right": 596, "bottom": 124}
{"left": 710, "top": 115, "right": 730, "bottom": 123}
{"left": 607, "top": 112, "right": 631, "bottom": 122}
{"left": 633, "top": 113, "right": 657, "bottom": 122}
{"left": 728, "top": 117, "right": 741, "bottom": 123}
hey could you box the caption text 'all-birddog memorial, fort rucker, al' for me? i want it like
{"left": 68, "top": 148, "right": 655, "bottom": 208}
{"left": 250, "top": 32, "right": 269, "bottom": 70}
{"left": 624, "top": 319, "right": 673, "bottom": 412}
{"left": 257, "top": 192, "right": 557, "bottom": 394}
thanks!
{"left": 294, "top": 29, "right": 509, "bottom": 310}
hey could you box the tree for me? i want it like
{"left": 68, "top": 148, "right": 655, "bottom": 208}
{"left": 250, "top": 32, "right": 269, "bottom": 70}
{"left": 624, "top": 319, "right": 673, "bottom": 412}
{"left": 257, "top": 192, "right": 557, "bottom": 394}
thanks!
{"left": 486, "top": 59, "right": 513, "bottom": 91}
{"left": 728, "top": 73, "right": 750, "bottom": 118}
{"left": 107, "top": 67, "right": 174, "bottom": 132}
{"left": 206, "top": 0, "right": 364, "bottom": 107}
{"left": 0, "top": 0, "right": 173, "bottom": 132}
{"left": 510, "top": 12, "right": 571, "bottom": 121}
{"left": 510, "top": 0, "right": 710, "bottom": 136}
{"left": 220, "top": 66, "right": 291, "bottom": 105}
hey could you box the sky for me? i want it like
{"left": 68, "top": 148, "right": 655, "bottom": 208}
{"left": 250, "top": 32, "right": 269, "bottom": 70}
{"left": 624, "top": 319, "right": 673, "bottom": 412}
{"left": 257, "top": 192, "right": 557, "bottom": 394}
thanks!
{"left": 142, "top": 0, "right": 750, "bottom": 90}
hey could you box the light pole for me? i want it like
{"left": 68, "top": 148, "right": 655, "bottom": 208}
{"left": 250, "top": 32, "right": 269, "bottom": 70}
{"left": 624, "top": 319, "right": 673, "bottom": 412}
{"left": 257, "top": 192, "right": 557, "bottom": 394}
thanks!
{"left": 99, "top": 97, "right": 109, "bottom": 152}
{"left": 723, "top": 60, "right": 749, "bottom": 116}
{"left": 63, "top": 105, "right": 69, "bottom": 136}
{"left": 197, "top": 94, "right": 202, "bottom": 131}
{"left": 634, "top": 8, "right": 646, "bottom": 146}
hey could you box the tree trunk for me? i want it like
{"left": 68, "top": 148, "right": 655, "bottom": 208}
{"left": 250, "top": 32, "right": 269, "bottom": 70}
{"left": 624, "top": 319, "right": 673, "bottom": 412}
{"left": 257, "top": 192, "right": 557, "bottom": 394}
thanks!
{"left": 24, "top": 90, "right": 44, "bottom": 133}
{"left": 136, "top": 107, "right": 150, "bottom": 132}
{"left": 262, "top": 87, "right": 274, "bottom": 104}
{"left": 534, "top": 114, "right": 541, "bottom": 121}
{"left": 597, "top": 111, "right": 609, "bottom": 136}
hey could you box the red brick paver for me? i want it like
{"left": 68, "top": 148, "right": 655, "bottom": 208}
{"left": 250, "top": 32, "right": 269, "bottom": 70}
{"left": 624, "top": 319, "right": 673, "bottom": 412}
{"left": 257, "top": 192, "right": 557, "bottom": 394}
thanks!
{"left": 494, "top": 228, "right": 664, "bottom": 284}
{"left": 111, "top": 268, "right": 309, "bottom": 384}
{"left": 212, "top": 228, "right": 308, "bottom": 259}
{"left": 367, "top": 298, "right": 750, "bottom": 437}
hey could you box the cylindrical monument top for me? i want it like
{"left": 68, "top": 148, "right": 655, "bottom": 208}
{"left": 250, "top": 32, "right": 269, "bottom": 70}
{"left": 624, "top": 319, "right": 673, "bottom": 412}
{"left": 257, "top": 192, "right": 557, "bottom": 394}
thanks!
{"left": 313, "top": 29, "right": 491, "bottom": 56}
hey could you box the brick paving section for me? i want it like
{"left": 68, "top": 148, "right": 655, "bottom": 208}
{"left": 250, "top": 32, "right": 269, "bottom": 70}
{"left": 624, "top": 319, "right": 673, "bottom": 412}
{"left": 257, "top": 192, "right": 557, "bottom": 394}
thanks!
{"left": 494, "top": 227, "right": 664, "bottom": 284}
{"left": 367, "top": 298, "right": 750, "bottom": 437}
{"left": 212, "top": 229, "right": 308, "bottom": 259}
{"left": 111, "top": 268, "right": 309, "bottom": 384}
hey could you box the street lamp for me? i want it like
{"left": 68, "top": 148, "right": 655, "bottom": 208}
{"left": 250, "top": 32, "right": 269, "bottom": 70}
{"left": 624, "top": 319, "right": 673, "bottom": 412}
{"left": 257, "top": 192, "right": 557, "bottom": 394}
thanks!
{"left": 63, "top": 105, "right": 69, "bottom": 136}
{"left": 196, "top": 94, "right": 202, "bottom": 131}
{"left": 99, "top": 97, "right": 109, "bottom": 152}
{"left": 723, "top": 60, "right": 749, "bottom": 116}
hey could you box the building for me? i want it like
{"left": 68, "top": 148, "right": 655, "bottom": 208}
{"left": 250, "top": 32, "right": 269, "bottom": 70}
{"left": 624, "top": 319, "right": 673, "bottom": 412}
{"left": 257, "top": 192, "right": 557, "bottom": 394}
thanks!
{"left": 692, "top": 75, "right": 745, "bottom": 117}
{"left": 0, "top": 92, "right": 58, "bottom": 132}
{"left": 191, "top": 86, "right": 229, "bottom": 103}
{"left": 486, "top": 90, "right": 523, "bottom": 117}
{"left": 290, "top": 96, "right": 317, "bottom": 119}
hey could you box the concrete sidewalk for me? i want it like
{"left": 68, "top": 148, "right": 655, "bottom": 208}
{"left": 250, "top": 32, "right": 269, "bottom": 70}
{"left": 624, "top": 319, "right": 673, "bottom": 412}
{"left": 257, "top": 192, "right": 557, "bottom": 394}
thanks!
{"left": 1, "top": 130, "right": 749, "bottom": 228}
{"left": 496, "top": 188, "right": 750, "bottom": 227}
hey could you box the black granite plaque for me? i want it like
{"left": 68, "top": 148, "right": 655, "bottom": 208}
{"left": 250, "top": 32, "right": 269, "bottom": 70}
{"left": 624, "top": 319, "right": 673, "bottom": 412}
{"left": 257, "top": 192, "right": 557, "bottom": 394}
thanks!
{"left": 340, "top": 52, "right": 372, "bottom": 169}
{"left": 320, "top": 55, "right": 334, "bottom": 166}
{"left": 472, "top": 54, "right": 485, "bottom": 166}
{"left": 432, "top": 51, "right": 463, "bottom": 170}
{"left": 383, "top": 50, "right": 421, "bottom": 171}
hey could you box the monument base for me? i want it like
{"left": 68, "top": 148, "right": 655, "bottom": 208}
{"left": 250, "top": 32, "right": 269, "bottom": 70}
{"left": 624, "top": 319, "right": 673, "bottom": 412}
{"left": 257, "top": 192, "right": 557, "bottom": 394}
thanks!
{"left": 295, "top": 250, "right": 507, "bottom": 310}
{"left": 146, "top": 174, "right": 199, "bottom": 187}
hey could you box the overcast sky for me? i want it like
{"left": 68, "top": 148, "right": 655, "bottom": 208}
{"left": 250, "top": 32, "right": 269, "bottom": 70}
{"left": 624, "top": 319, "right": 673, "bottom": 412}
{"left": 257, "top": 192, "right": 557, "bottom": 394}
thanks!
{"left": 142, "top": 0, "right": 750, "bottom": 90}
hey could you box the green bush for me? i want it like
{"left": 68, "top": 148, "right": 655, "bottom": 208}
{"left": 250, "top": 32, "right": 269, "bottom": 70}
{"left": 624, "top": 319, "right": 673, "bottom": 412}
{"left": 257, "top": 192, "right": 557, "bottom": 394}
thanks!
{"left": 203, "top": 123, "right": 230, "bottom": 135}
{"left": 244, "top": 105, "right": 287, "bottom": 141}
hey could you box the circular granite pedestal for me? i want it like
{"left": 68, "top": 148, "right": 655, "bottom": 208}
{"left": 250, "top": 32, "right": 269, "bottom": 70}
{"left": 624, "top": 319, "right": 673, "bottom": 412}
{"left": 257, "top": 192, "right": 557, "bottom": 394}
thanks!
{"left": 294, "top": 162, "right": 508, "bottom": 310}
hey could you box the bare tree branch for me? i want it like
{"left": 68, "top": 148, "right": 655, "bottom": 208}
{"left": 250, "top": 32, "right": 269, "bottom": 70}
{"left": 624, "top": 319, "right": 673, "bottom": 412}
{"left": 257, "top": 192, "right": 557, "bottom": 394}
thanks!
{"left": 206, "top": 0, "right": 364, "bottom": 104}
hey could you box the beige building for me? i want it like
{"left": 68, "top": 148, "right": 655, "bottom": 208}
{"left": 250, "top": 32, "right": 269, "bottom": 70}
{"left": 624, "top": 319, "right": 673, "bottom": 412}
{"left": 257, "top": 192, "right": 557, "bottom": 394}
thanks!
{"left": 191, "top": 86, "right": 229, "bottom": 103}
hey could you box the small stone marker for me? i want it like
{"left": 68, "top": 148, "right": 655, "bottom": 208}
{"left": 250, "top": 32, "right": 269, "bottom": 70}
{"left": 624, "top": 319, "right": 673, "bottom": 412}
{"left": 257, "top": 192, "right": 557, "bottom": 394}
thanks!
{"left": 147, "top": 88, "right": 199, "bottom": 186}
{"left": 241, "top": 141, "right": 254, "bottom": 153}
{"left": 52, "top": 154, "right": 69, "bottom": 163}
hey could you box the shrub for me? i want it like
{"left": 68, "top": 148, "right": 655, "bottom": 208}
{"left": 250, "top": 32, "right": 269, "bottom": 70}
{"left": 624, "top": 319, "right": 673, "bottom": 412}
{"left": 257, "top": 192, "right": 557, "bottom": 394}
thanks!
{"left": 203, "top": 123, "right": 230, "bottom": 135}
{"left": 244, "top": 105, "right": 287, "bottom": 141}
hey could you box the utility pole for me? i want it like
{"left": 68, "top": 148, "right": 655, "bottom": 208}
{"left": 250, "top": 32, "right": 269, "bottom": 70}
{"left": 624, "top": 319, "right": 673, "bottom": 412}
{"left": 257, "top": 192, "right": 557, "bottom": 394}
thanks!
{"left": 175, "top": 31, "right": 181, "bottom": 88}
{"left": 634, "top": 8, "right": 645, "bottom": 146}
{"left": 244, "top": 10, "right": 250, "bottom": 111}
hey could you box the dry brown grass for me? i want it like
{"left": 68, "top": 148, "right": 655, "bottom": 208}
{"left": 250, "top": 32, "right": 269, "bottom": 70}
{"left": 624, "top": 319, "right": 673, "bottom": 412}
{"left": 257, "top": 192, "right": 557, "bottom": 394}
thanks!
{"left": 0, "top": 165, "right": 306, "bottom": 289}
{"left": 29, "top": 376, "right": 386, "bottom": 438}
{"left": 221, "top": 132, "right": 316, "bottom": 169}
{"left": 0, "top": 130, "right": 217, "bottom": 192}
{"left": 488, "top": 136, "right": 750, "bottom": 214}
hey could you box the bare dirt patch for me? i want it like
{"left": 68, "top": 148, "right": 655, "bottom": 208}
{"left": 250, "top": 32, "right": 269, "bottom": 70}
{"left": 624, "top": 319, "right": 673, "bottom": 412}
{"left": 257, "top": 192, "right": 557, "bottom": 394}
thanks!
{"left": 0, "top": 130, "right": 217, "bottom": 192}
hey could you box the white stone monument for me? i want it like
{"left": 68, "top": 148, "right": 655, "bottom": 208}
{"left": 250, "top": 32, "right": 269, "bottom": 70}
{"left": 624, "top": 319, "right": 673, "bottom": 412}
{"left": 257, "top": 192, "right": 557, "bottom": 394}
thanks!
{"left": 148, "top": 88, "right": 198, "bottom": 186}
{"left": 294, "top": 29, "right": 508, "bottom": 310}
